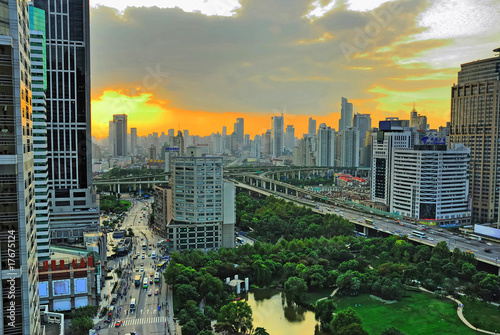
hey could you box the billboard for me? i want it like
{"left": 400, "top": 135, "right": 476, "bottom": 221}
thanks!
{"left": 474, "top": 224, "right": 500, "bottom": 239}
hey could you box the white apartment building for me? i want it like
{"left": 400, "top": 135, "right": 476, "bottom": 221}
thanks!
{"left": 317, "top": 123, "right": 335, "bottom": 167}
{"left": 390, "top": 143, "right": 471, "bottom": 227}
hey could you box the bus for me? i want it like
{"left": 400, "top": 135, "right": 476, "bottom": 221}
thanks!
{"left": 142, "top": 243, "right": 147, "bottom": 250}
{"left": 134, "top": 275, "right": 141, "bottom": 287}
{"left": 157, "top": 240, "right": 164, "bottom": 247}
{"left": 143, "top": 277, "right": 148, "bottom": 289}
{"left": 469, "top": 234, "right": 482, "bottom": 241}
{"left": 154, "top": 272, "right": 160, "bottom": 283}
{"left": 355, "top": 231, "right": 367, "bottom": 238}
{"left": 152, "top": 251, "right": 156, "bottom": 259}
{"left": 365, "top": 218, "right": 374, "bottom": 225}
{"left": 130, "top": 298, "right": 136, "bottom": 314}
{"left": 412, "top": 231, "right": 426, "bottom": 238}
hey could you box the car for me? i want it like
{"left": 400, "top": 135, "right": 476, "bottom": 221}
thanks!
{"left": 150, "top": 279, "right": 153, "bottom": 284}
{"left": 150, "top": 272, "right": 154, "bottom": 277}
{"left": 149, "top": 243, "right": 152, "bottom": 246}
{"left": 130, "top": 332, "right": 139, "bottom": 335}
{"left": 154, "top": 290, "right": 158, "bottom": 295}
{"left": 148, "top": 290, "right": 152, "bottom": 296}
{"left": 133, "top": 255, "right": 138, "bottom": 259}
{"left": 466, "top": 250, "right": 474, "bottom": 254}
{"left": 135, "top": 268, "right": 139, "bottom": 272}
{"left": 486, "top": 242, "right": 493, "bottom": 246}
{"left": 140, "top": 267, "right": 144, "bottom": 272}
{"left": 141, "top": 263, "right": 144, "bottom": 266}
{"left": 484, "top": 248, "right": 492, "bottom": 253}
{"left": 142, "top": 251, "right": 145, "bottom": 254}
{"left": 115, "top": 320, "right": 123, "bottom": 327}
{"left": 428, "top": 237, "right": 434, "bottom": 241}
{"left": 141, "top": 238, "right": 144, "bottom": 241}
{"left": 137, "top": 253, "right": 140, "bottom": 256}
{"left": 142, "top": 255, "right": 145, "bottom": 259}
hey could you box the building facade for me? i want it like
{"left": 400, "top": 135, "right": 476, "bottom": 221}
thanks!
{"left": 0, "top": 1, "right": 41, "bottom": 333}
{"left": 410, "top": 107, "right": 428, "bottom": 131}
{"left": 166, "top": 155, "right": 235, "bottom": 250}
{"left": 234, "top": 118, "right": 244, "bottom": 148}
{"left": 30, "top": 4, "right": 51, "bottom": 260}
{"left": 390, "top": 143, "right": 471, "bottom": 227}
{"left": 271, "top": 115, "right": 284, "bottom": 157}
{"left": 342, "top": 127, "right": 360, "bottom": 167}
{"left": 285, "top": 124, "right": 295, "bottom": 152}
{"left": 111, "top": 114, "right": 127, "bottom": 157}
{"left": 308, "top": 117, "right": 316, "bottom": 135}
{"left": 34, "top": 0, "right": 99, "bottom": 242}
{"left": 449, "top": 49, "right": 500, "bottom": 223}
{"left": 317, "top": 123, "right": 335, "bottom": 167}
{"left": 338, "top": 97, "right": 353, "bottom": 132}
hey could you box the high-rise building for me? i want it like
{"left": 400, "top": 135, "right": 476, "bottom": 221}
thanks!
{"left": 293, "top": 135, "right": 316, "bottom": 166}
{"left": 130, "top": 127, "right": 138, "bottom": 155}
{"left": 234, "top": 118, "right": 244, "bottom": 148}
{"left": 30, "top": 4, "right": 51, "bottom": 260}
{"left": 285, "top": 125, "right": 295, "bottom": 151}
{"left": 308, "top": 117, "right": 316, "bottom": 135}
{"left": 352, "top": 113, "right": 372, "bottom": 147}
{"left": 391, "top": 143, "right": 471, "bottom": 227}
{"left": 410, "top": 105, "right": 427, "bottom": 131}
{"left": 450, "top": 48, "right": 500, "bottom": 223}
{"left": 317, "top": 123, "right": 335, "bottom": 167}
{"left": 371, "top": 118, "right": 417, "bottom": 206}
{"left": 111, "top": 114, "right": 127, "bottom": 157}
{"left": 167, "top": 154, "right": 235, "bottom": 250}
{"left": 1, "top": 1, "right": 41, "bottom": 333}
{"left": 35, "top": 0, "right": 99, "bottom": 242}
{"left": 262, "top": 129, "right": 272, "bottom": 155}
{"left": 338, "top": 97, "right": 353, "bottom": 132}
{"left": 168, "top": 128, "right": 175, "bottom": 137}
{"left": 222, "top": 126, "right": 227, "bottom": 136}
{"left": 342, "top": 127, "right": 360, "bottom": 167}
{"left": 271, "top": 115, "right": 284, "bottom": 157}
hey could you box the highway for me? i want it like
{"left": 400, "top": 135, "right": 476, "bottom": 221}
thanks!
{"left": 235, "top": 182, "right": 500, "bottom": 265}
{"left": 102, "top": 196, "right": 175, "bottom": 335}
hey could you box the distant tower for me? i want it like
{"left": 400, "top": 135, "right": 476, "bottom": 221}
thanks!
{"left": 308, "top": 117, "right": 317, "bottom": 135}
{"left": 410, "top": 104, "right": 428, "bottom": 131}
{"left": 271, "top": 115, "right": 284, "bottom": 157}
{"left": 112, "top": 114, "right": 128, "bottom": 156}
{"left": 338, "top": 97, "right": 353, "bottom": 132}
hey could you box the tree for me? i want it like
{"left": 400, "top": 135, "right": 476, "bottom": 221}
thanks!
{"left": 198, "top": 331, "right": 215, "bottom": 335}
{"left": 432, "top": 241, "right": 450, "bottom": 260}
{"left": 284, "top": 276, "right": 308, "bottom": 303}
{"left": 337, "top": 323, "right": 369, "bottom": 335}
{"left": 176, "top": 284, "right": 199, "bottom": 304}
{"left": 315, "top": 299, "right": 337, "bottom": 328}
{"left": 329, "top": 307, "right": 362, "bottom": 334}
{"left": 69, "top": 316, "right": 94, "bottom": 335}
{"left": 254, "top": 327, "right": 270, "bottom": 335}
{"left": 181, "top": 320, "right": 200, "bottom": 335}
{"left": 216, "top": 300, "right": 253, "bottom": 334}
{"left": 381, "top": 327, "right": 405, "bottom": 335}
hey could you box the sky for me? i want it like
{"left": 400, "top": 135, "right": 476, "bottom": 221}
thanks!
{"left": 89, "top": 0, "right": 500, "bottom": 138}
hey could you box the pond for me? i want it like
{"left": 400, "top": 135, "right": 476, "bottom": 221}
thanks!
{"left": 245, "top": 289, "right": 326, "bottom": 335}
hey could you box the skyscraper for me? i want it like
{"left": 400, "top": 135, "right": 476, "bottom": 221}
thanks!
{"left": 308, "top": 117, "right": 317, "bottom": 135}
{"left": 342, "top": 127, "right": 360, "bottom": 167}
{"left": 285, "top": 125, "right": 295, "bottom": 151}
{"left": 352, "top": 113, "right": 372, "bottom": 147}
{"left": 338, "top": 97, "right": 353, "bottom": 132}
{"left": 271, "top": 115, "right": 284, "bottom": 157}
{"left": 111, "top": 114, "right": 127, "bottom": 157}
{"left": 130, "top": 127, "right": 138, "bottom": 155}
{"left": 410, "top": 105, "right": 427, "bottom": 131}
{"left": 234, "top": 118, "right": 244, "bottom": 148}
{"left": 30, "top": 4, "right": 51, "bottom": 260}
{"left": 35, "top": 0, "right": 99, "bottom": 241}
{"left": 450, "top": 48, "right": 500, "bottom": 223}
{"left": 1, "top": 1, "right": 41, "bottom": 333}
{"left": 317, "top": 123, "right": 335, "bottom": 167}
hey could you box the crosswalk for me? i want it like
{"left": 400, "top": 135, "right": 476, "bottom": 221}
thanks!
{"left": 123, "top": 316, "right": 166, "bottom": 326}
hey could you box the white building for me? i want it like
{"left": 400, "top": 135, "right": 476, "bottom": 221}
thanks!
{"left": 390, "top": 143, "right": 471, "bottom": 227}
{"left": 342, "top": 127, "right": 360, "bottom": 167}
{"left": 317, "top": 123, "right": 335, "bottom": 167}
{"left": 167, "top": 155, "right": 235, "bottom": 250}
{"left": 271, "top": 115, "right": 284, "bottom": 157}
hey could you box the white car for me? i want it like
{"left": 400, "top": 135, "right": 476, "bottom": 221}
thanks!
{"left": 140, "top": 267, "right": 144, "bottom": 272}
{"left": 428, "top": 237, "right": 434, "bottom": 241}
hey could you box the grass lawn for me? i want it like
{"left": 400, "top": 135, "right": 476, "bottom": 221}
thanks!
{"left": 461, "top": 297, "right": 500, "bottom": 332}
{"left": 120, "top": 200, "right": 131, "bottom": 208}
{"left": 305, "top": 288, "right": 336, "bottom": 305}
{"left": 333, "top": 292, "right": 478, "bottom": 335}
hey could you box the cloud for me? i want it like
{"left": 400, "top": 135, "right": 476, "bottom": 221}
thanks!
{"left": 90, "top": 0, "right": 500, "bottom": 136}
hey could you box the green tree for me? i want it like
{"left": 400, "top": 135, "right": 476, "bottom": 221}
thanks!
{"left": 254, "top": 327, "right": 270, "bottom": 335}
{"left": 315, "top": 299, "right": 337, "bottom": 328}
{"left": 216, "top": 300, "right": 253, "bottom": 334}
{"left": 381, "top": 327, "right": 405, "bottom": 335}
{"left": 329, "top": 307, "right": 362, "bottom": 334}
{"left": 198, "top": 331, "right": 215, "bottom": 335}
{"left": 176, "top": 284, "right": 200, "bottom": 304}
{"left": 284, "top": 276, "right": 308, "bottom": 303}
{"left": 181, "top": 320, "right": 199, "bottom": 335}
{"left": 69, "top": 316, "right": 94, "bottom": 335}
{"left": 337, "top": 323, "right": 369, "bottom": 335}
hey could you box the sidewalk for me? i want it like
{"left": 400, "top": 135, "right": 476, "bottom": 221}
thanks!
{"left": 419, "top": 287, "right": 497, "bottom": 334}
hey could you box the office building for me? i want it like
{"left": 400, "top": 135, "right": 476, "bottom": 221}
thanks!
{"left": 130, "top": 127, "right": 138, "bottom": 155}
{"left": 293, "top": 135, "right": 316, "bottom": 166}
{"left": 308, "top": 117, "right": 316, "bottom": 135}
{"left": 317, "top": 123, "right": 335, "bottom": 167}
{"left": 111, "top": 114, "right": 127, "bottom": 157}
{"left": 338, "top": 97, "right": 353, "bottom": 132}
{"left": 371, "top": 118, "right": 417, "bottom": 206}
{"left": 410, "top": 105, "right": 427, "bottom": 131}
{"left": 34, "top": 0, "right": 99, "bottom": 242}
{"left": 342, "top": 127, "right": 360, "bottom": 167}
{"left": 0, "top": 1, "right": 41, "bottom": 334}
{"left": 285, "top": 125, "right": 295, "bottom": 151}
{"left": 167, "top": 155, "right": 235, "bottom": 250}
{"left": 391, "top": 143, "right": 471, "bottom": 227}
{"left": 271, "top": 115, "right": 284, "bottom": 157}
{"left": 450, "top": 48, "right": 500, "bottom": 223}
{"left": 234, "top": 118, "right": 244, "bottom": 148}
{"left": 262, "top": 129, "right": 271, "bottom": 155}
{"left": 352, "top": 113, "right": 371, "bottom": 147}
{"left": 30, "top": 4, "right": 51, "bottom": 260}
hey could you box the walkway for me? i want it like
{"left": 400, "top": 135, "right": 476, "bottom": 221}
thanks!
{"left": 419, "top": 287, "right": 497, "bottom": 334}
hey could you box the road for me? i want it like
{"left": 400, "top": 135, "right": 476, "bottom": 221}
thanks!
{"left": 100, "top": 196, "right": 176, "bottom": 335}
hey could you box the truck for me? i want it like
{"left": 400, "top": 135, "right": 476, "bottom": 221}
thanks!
{"left": 134, "top": 275, "right": 141, "bottom": 287}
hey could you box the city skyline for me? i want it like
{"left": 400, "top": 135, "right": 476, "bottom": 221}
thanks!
{"left": 88, "top": 0, "right": 500, "bottom": 137}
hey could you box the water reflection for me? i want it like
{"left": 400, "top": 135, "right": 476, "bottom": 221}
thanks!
{"left": 245, "top": 289, "right": 327, "bottom": 335}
